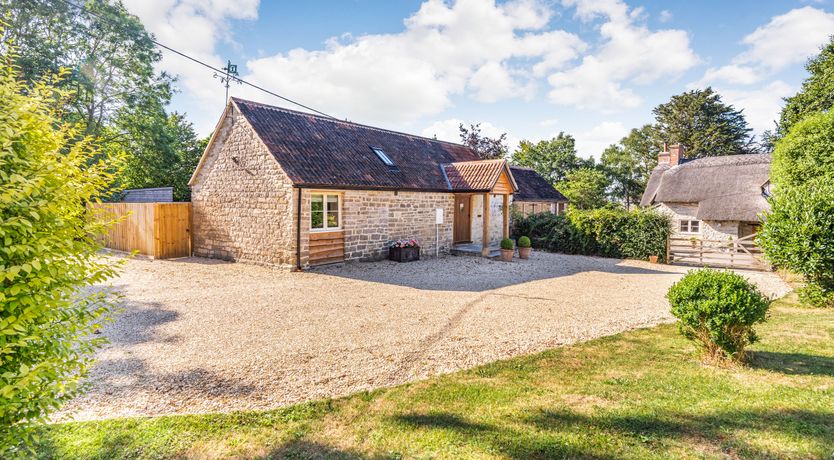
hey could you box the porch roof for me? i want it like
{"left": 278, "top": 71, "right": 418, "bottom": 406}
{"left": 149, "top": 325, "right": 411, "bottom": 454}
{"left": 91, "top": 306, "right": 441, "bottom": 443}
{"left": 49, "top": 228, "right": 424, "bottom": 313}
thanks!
{"left": 442, "top": 159, "right": 518, "bottom": 193}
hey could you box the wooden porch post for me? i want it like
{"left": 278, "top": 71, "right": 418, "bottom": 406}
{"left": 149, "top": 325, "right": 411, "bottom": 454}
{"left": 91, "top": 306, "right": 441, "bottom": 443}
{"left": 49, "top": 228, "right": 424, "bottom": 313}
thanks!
{"left": 482, "top": 192, "right": 490, "bottom": 257}
{"left": 502, "top": 194, "right": 509, "bottom": 239}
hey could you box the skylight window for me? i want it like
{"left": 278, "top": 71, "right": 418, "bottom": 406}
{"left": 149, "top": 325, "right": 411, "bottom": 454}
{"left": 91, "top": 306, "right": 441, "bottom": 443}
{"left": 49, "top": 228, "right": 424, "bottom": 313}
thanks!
{"left": 371, "top": 147, "right": 395, "bottom": 167}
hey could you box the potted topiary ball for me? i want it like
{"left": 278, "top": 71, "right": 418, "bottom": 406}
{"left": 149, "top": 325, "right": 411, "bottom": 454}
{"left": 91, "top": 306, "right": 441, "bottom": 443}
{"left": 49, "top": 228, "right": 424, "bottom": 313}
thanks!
{"left": 499, "top": 238, "right": 514, "bottom": 262}
{"left": 517, "top": 236, "right": 532, "bottom": 259}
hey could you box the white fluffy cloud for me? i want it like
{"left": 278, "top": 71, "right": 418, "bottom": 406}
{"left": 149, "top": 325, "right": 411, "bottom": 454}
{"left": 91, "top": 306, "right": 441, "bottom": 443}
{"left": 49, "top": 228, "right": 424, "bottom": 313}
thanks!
{"left": 573, "top": 121, "right": 629, "bottom": 158}
{"left": 123, "top": 0, "right": 260, "bottom": 123}
{"left": 239, "top": 0, "right": 586, "bottom": 125}
{"left": 719, "top": 81, "right": 794, "bottom": 134}
{"left": 698, "top": 6, "right": 834, "bottom": 86}
{"left": 546, "top": 0, "right": 699, "bottom": 110}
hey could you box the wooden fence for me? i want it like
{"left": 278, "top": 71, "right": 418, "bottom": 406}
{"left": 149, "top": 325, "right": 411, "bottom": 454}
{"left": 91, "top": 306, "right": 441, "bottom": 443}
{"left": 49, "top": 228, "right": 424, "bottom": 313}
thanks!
{"left": 667, "top": 233, "right": 769, "bottom": 271}
{"left": 89, "top": 202, "right": 192, "bottom": 259}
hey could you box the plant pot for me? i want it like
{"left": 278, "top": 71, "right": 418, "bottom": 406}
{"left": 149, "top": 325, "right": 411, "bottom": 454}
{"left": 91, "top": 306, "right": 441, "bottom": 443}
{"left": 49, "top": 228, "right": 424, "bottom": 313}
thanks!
{"left": 389, "top": 246, "right": 420, "bottom": 262}
{"left": 500, "top": 248, "right": 514, "bottom": 262}
{"left": 518, "top": 247, "right": 532, "bottom": 259}
{"left": 648, "top": 255, "right": 659, "bottom": 264}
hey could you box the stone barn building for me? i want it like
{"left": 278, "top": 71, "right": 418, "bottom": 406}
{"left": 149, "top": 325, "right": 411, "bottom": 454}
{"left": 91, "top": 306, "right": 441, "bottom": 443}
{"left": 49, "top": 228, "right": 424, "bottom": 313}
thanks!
{"left": 189, "top": 98, "right": 557, "bottom": 269}
{"left": 510, "top": 166, "right": 568, "bottom": 216}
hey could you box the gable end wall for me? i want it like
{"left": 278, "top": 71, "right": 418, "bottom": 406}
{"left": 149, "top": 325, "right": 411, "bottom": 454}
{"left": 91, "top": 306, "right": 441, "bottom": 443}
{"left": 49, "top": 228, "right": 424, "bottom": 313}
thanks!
{"left": 190, "top": 106, "right": 296, "bottom": 267}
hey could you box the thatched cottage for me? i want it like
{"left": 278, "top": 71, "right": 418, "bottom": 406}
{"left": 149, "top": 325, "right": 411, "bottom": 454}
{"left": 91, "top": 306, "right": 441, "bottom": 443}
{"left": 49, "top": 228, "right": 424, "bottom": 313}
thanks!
{"left": 640, "top": 144, "right": 771, "bottom": 241}
{"left": 510, "top": 166, "right": 568, "bottom": 216}
{"left": 189, "top": 98, "right": 559, "bottom": 268}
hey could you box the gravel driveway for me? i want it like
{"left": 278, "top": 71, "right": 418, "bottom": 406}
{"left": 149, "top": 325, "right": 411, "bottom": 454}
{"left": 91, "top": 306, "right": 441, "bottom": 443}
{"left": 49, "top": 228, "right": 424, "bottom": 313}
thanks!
{"left": 58, "top": 252, "right": 790, "bottom": 421}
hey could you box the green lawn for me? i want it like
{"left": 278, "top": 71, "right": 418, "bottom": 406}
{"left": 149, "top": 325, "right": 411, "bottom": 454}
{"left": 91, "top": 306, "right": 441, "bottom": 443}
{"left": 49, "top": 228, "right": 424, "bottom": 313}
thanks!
{"left": 37, "top": 294, "right": 834, "bottom": 459}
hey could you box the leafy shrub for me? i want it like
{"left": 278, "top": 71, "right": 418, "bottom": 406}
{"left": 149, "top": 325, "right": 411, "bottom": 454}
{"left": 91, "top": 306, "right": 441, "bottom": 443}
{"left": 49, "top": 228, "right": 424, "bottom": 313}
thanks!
{"left": 517, "top": 236, "right": 531, "bottom": 248}
{"left": 758, "top": 178, "right": 834, "bottom": 307}
{"left": 771, "top": 110, "right": 834, "bottom": 188}
{"left": 0, "top": 55, "right": 120, "bottom": 452}
{"left": 512, "top": 208, "right": 670, "bottom": 261}
{"left": 667, "top": 269, "right": 770, "bottom": 362}
{"left": 500, "top": 238, "right": 514, "bottom": 250}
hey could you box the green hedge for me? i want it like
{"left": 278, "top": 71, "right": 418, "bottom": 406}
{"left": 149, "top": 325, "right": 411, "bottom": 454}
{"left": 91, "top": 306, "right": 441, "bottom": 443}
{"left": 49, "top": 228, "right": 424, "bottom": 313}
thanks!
{"left": 512, "top": 208, "right": 671, "bottom": 261}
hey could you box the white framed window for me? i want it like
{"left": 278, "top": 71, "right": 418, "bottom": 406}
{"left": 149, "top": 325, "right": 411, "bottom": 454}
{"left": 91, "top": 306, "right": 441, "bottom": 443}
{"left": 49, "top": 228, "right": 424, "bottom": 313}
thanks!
{"left": 679, "top": 219, "right": 700, "bottom": 233}
{"left": 371, "top": 147, "right": 395, "bottom": 166}
{"left": 311, "top": 193, "right": 341, "bottom": 231}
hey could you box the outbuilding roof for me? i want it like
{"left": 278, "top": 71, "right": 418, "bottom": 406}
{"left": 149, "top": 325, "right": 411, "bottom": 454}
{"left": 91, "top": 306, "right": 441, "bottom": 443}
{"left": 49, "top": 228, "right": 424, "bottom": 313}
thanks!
{"left": 230, "top": 98, "right": 484, "bottom": 192}
{"left": 443, "top": 159, "right": 517, "bottom": 192}
{"left": 510, "top": 167, "right": 567, "bottom": 202}
{"left": 640, "top": 153, "right": 771, "bottom": 222}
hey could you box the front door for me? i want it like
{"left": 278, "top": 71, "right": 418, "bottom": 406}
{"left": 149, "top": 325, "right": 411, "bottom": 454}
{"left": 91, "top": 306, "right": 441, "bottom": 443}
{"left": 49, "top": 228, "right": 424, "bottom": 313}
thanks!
{"left": 454, "top": 194, "right": 471, "bottom": 243}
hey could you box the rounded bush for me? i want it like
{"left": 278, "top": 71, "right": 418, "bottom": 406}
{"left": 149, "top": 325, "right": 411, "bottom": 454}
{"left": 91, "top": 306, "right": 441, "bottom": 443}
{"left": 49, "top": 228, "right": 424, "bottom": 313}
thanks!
{"left": 667, "top": 269, "right": 770, "bottom": 362}
{"left": 500, "top": 238, "right": 514, "bottom": 250}
{"left": 517, "top": 236, "right": 532, "bottom": 248}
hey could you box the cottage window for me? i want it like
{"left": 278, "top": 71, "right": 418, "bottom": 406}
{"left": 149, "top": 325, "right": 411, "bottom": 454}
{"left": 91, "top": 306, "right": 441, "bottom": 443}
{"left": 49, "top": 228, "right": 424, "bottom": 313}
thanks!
{"left": 371, "top": 147, "right": 395, "bottom": 167}
{"left": 311, "top": 193, "right": 340, "bottom": 231}
{"left": 679, "top": 219, "right": 700, "bottom": 233}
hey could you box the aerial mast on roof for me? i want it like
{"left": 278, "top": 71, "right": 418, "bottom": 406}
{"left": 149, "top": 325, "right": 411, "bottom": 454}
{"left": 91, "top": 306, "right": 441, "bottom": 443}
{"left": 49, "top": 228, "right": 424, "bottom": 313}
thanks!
{"left": 214, "top": 60, "right": 242, "bottom": 102}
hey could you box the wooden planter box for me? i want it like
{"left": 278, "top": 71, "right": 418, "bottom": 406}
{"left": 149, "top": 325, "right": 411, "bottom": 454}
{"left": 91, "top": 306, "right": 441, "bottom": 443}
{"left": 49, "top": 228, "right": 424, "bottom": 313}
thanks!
{"left": 389, "top": 246, "right": 420, "bottom": 262}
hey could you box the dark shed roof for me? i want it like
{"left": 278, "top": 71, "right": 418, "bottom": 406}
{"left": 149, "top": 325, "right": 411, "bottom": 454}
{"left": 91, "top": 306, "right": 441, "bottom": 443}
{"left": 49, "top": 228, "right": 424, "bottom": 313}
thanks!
{"left": 640, "top": 154, "right": 771, "bottom": 222}
{"left": 232, "top": 98, "right": 482, "bottom": 192}
{"left": 120, "top": 187, "right": 173, "bottom": 203}
{"left": 510, "top": 167, "right": 567, "bottom": 202}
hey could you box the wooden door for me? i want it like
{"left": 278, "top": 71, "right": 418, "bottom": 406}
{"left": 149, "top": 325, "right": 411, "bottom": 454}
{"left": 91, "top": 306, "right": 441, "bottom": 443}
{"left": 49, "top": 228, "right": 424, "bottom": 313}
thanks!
{"left": 454, "top": 194, "right": 471, "bottom": 243}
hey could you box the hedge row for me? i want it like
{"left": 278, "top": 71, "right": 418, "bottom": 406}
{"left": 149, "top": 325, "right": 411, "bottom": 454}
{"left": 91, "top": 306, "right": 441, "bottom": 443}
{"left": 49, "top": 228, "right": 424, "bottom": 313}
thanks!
{"left": 511, "top": 208, "right": 672, "bottom": 261}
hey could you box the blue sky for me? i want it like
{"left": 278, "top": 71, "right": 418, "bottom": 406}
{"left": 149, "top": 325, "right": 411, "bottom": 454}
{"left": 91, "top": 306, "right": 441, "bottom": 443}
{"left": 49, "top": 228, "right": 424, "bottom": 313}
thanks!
{"left": 123, "top": 0, "right": 834, "bottom": 158}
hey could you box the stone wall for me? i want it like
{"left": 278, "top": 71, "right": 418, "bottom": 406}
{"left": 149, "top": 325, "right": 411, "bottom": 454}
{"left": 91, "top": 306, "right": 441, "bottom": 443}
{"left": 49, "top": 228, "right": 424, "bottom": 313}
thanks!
{"left": 657, "top": 202, "right": 740, "bottom": 243}
{"left": 190, "top": 106, "right": 296, "bottom": 267}
{"left": 513, "top": 201, "right": 558, "bottom": 217}
{"left": 296, "top": 189, "right": 455, "bottom": 266}
{"left": 470, "top": 193, "right": 510, "bottom": 247}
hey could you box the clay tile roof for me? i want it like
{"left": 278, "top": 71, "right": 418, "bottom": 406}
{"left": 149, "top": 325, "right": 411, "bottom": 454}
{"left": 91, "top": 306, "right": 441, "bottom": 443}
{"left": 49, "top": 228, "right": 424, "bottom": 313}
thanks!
{"left": 510, "top": 167, "right": 567, "bottom": 202}
{"left": 441, "top": 159, "right": 507, "bottom": 192}
{"left": 640, "top": 153, "right": 771, "bottom": 221}
{"left": 230, "top": 98, "right": 481, "bottom": 191}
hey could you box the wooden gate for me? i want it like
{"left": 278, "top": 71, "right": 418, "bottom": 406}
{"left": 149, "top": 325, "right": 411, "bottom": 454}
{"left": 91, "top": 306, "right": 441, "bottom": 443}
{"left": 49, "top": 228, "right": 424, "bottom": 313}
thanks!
{"left": 667, "top": 233, "right": 769, "bottom": 271}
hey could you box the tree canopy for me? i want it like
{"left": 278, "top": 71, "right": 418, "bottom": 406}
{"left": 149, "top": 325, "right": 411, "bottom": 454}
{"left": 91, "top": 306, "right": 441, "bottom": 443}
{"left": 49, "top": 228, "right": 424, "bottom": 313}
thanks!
{"left": 653, "top": 88, "right": 754, "bottom": 158}
{"left": 557, "top": 168, "right": 609, "bottom": 210}
{"left": 600, "top": 125, "right": 659, "bottom": 208}
{"left": 771, "top": 110, "right": 834, "bottom": 189}
{"left": 511, "top": 133, "right": 590, "bottom": 184}
{"left": 2, "top": 0, "right": 205, "bottom": 200}
{"left": 459, "top": 123, "right": 508, "bottom": 160}
{"left": 778, "top": 36, "right": 834, "bottom": 137}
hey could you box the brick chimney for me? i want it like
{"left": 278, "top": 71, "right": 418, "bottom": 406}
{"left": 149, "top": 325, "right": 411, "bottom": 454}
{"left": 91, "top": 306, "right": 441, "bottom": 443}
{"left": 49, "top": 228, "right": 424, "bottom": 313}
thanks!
{"left": 658, "top": 143, "right": 683, "bottom": 166}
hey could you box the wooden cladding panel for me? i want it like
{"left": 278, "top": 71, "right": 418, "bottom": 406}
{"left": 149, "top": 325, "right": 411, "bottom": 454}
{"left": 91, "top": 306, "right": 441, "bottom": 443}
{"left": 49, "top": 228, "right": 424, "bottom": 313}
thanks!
{"left": 492, "top": 170, "right": 514, "bottom": 194}
{"left": 309, "top": 230, "right": 345, "bottom": 265}
{"left": 89, "top": 202, "right": 191, "bottom": 259}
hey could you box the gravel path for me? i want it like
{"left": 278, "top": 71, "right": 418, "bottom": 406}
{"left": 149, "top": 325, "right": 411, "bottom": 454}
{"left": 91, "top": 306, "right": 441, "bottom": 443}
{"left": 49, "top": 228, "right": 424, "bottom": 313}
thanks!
{"left": 58, "top": 252, "right": 790, "bottom": 421}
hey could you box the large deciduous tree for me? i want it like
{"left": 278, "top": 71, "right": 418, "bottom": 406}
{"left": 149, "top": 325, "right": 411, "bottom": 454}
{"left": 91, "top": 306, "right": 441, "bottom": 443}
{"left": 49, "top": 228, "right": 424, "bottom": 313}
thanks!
{"left": 600, "top": 125, "right": 660, "bottom": 208}
{"left": 511, "top": 133, "right": 590, "bottom": 184}
{"left": 2, "top": 0, "right": 204, "bottom": 199}
{"left": 653, "top": 88, "right": 754, "bottom": 158}
{"left": 557, "top": 168, "right": 609, "bottom": 210}
{"left": 778, "top": 36, "right": 834, "bottom": 137}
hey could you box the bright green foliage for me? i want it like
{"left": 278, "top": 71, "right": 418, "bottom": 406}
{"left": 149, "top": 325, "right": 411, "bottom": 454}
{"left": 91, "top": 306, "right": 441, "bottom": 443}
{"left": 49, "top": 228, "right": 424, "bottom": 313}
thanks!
{"left": 556, "top": 168, "right": 609, "bottom": 210}
{"left": 517, "top": 236, "right": 531, "bottom": 248}
{"left": 511, "top": 133, "right": 591, "bottom": 184}
{"left": 600, "top": 125, "right": 659, "bottom": 207}
{"left": 667, "top": 269, "right": 770, "bottom": 362}
{"left": 778, "top": 37, "right": 834, "bottom": 136}
{"left": 759, "top": 178, "right": 834, "bottom": 307}
{"left": 512, "top": 208, "right": 670, "bottom": 261}
{"left": 500, "top": 238, "right": 514, "bottom": 250}
{"left": 0, "top": 58, "right": 120, "bottom": 452}
{"left": 770, "top": 111, "right": 834, "bottom": 188}
{"left": 653, "top": 88, "right": 753, "bottom": 158}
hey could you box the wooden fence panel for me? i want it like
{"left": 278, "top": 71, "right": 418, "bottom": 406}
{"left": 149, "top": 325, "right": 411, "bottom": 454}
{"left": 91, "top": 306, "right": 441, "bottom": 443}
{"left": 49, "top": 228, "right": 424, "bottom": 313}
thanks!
{"left": 89, "top": 202, "right": 191, "bottom": 259}
{"left": 667, "top": 234, "right": 769, "bottom": 271}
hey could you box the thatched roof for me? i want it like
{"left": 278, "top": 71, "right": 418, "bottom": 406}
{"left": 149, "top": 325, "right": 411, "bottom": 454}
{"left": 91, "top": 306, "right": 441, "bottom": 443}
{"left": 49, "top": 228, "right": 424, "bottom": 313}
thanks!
{"left": 640, "top": 154, "right": 771, "bottom": 222}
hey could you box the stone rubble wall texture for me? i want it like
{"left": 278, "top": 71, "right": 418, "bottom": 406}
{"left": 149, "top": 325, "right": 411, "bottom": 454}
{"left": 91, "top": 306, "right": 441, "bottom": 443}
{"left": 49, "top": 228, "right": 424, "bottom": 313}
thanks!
{"left": 657, "top": 203, "right": 741, "bottom": 247}
{"left": 513, "top": 201, "right": 557, "bottom": 217}
{"left": 470, "top": 194, "right": 511, "bottom": 247}
{"left": 190, "top": 106, "right": 297, "bottom": 268}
